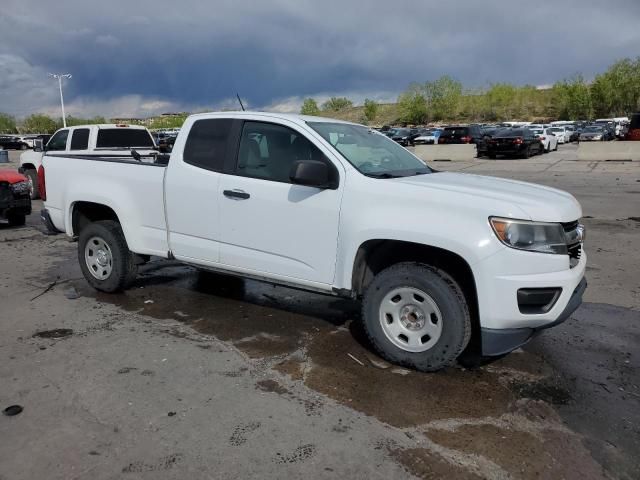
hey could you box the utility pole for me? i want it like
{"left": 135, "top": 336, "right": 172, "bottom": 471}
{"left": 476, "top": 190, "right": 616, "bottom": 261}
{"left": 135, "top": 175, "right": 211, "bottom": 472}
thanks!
{"left": 48, "top": 73, "right": 72, "bottom": 128}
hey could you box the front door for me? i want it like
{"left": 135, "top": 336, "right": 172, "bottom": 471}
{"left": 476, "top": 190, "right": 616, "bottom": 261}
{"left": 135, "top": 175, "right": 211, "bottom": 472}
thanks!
{"left": 218, "top": 120, "right": 343, "bottom": 286}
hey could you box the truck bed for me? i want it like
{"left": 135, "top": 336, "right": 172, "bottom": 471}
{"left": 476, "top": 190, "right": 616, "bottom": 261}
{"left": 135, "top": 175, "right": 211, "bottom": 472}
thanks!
{"left": 43, "top": 154, "right": 170, "bottom": 257}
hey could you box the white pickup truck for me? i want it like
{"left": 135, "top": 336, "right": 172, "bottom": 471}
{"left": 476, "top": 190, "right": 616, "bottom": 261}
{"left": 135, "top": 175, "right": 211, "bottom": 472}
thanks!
{"left": 40, "top": 112, "right": 587, "bottom": 371}
{"left": 19, "top": 124, "right": 156, "bottom": 199}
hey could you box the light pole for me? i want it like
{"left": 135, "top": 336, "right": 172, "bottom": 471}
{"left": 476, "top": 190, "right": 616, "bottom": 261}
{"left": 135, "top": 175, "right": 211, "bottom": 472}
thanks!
{"left": 48, "top": 73, "right": 72, "bottom": 128}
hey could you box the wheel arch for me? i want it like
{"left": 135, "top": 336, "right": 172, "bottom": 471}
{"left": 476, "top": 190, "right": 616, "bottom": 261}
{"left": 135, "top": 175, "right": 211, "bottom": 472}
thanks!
{"left": 350, "top": 239, "right": 480, "bottom": 348}
{"left": 71, "top": 201, "right": 120, "bottom": 237}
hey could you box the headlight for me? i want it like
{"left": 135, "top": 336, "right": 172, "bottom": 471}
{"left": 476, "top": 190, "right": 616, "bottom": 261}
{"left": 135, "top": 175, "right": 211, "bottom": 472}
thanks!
{"left": 10, "top": 181, "right": 30, "bottom": 195}
{"left": 593, "top": 135, "right": 602, "bottom": 140}
{"left": 490, "top": 217, "right": 568, "bottom": 254}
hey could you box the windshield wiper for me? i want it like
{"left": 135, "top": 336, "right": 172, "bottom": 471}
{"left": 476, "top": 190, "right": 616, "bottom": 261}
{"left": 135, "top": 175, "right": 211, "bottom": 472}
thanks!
{"left": 363, "top": 172, "right": 401, "bottom": 179}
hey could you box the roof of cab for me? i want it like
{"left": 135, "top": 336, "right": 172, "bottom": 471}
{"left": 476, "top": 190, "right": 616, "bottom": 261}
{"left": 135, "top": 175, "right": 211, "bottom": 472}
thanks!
{"left": 65, "top": 124, "right": 149, "bottom": 129}
{"left": 187, "top": 111, "right": 361, "bottom": 127}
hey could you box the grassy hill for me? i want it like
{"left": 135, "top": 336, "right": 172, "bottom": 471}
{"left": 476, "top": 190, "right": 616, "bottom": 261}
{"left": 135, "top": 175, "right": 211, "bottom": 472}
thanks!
{"left": 316, "top": 88, "right": 559, "bottom": 126}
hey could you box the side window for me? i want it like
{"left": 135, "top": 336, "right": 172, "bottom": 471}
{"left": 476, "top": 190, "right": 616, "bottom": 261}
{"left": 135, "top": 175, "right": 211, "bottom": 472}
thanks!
{"left": 183, "top": 119, "right": 232, "bottom": 172}
{"left": 47, "top": 130, "right": 69, "bottom": 151}
{"left": 70, "top": 128, "right": 90, "bottom": 150}
{"left": 236, "top": 121, "right": 326, "bottom": 183}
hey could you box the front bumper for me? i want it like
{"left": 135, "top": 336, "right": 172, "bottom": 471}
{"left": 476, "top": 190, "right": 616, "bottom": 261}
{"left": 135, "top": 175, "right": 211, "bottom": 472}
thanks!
{"left": 481, "top": 277, "right": 587, "bottom": 356}
{"left": 0, "top": 196, "right": 31, "bottom": 218}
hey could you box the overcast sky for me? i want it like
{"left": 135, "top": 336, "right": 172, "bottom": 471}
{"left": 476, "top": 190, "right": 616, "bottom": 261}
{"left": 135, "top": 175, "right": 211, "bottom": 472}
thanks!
{"left": 2, "top": 0, "right": 639, "bottom": 118}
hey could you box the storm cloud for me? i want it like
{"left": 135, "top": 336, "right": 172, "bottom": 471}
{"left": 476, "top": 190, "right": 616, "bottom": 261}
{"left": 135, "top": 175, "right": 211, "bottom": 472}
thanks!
{"left": 1, "top": 0, "right": 639, "bottom": 118}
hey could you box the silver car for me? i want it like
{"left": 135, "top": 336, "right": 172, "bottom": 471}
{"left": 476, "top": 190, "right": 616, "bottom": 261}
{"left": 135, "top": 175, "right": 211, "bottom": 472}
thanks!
{"left": 579, "top": 126, "right": 606, "bottom": 141}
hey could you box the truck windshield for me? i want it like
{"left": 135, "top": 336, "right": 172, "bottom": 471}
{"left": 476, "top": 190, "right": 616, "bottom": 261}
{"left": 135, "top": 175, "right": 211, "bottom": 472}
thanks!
{"left": 307, "top": 122, "right": 431, "bottom": 178}
{"left": 96, "top": 129, "right": 155, "bottom": 149}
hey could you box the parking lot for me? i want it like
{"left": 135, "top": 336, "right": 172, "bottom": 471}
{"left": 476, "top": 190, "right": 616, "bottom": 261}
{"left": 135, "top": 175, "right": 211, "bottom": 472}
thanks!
{"left": 1, "top": 147, "right": 639, "bottom": 479}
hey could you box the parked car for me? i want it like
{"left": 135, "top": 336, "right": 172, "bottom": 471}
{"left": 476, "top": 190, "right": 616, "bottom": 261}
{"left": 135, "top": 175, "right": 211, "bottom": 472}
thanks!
{"left": 391, "top": 128, "right": 419, "bottom": 146}
{"left": 0, "top": 136, "right": 30, "bottom": 150}
{"left": 486, "top": 128, "right": 544, "bottom": 158}
{"left": 548, "top": 127, "right": 569, "bottom": 144}
{"left": 579, "top": 126, "right": 608, "bottom": 141}
{"left": 19, "top": 124, "right": 157, "bottom": 199}
{"left": 529, "top": 128, "right": 559, "bottom": 152}
{"left": 437, "top": 125, "right": 483, "bottom": 144}
{"left": 39, "top": 112, "right": 587, "bottom": 372}
{"left": 413, "top": 129, "right": 438, "bottom": 145}
{"left": 625, "top": 112, "right": 640, "bottom": 140}
{"left": 591, "top": 121, "right": 616, "bottom": 140}
{"left": 0, "top": 170, "right": 31, "bottom": 226}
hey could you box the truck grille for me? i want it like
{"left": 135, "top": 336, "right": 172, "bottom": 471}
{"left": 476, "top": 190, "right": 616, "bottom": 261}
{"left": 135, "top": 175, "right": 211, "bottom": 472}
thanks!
{"left": 0, "top": 183, "right": 12, "bottom": 204}
{"left": 562, "top": 220, "right": 583, "bottom": 267}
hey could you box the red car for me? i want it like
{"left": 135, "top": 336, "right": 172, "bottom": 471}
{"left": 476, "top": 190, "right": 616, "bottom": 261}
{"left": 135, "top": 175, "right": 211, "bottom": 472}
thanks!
{"left": 626, "top": 112, "right": 640, "bottom": 141}
{"left": 0, "top": 170, "right": 31, "bottom": 226}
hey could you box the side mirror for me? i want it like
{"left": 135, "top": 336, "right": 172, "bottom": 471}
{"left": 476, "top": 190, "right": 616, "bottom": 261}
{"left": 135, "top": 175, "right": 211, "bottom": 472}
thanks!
{"left": 34, "top": 139, "right": 44, "bottom": 152}
{"left": 289, "top": 160, "right": 333, "bottom": 188}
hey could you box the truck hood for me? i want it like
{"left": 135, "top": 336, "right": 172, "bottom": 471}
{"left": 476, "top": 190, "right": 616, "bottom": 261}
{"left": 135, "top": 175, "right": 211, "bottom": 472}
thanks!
{"left": 392, "top": 171, "right": 582, "bottom": 222}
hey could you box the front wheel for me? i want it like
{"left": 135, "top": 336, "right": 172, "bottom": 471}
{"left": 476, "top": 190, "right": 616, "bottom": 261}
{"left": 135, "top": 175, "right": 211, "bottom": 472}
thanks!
{"left": 78, "top": 220, "right": 137, "bottom": 292}
{"left": 361, "top": 263, "right": 471, "bottom": 372}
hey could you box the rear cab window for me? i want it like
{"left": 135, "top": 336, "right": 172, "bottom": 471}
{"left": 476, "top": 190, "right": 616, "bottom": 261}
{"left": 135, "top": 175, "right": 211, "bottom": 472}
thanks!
{"left": 183, "top": 118, "right": 233, "bottom": 172}
{"left": 96, "top": 128, "right": 154, "bottom": 149}
{"left": 70, "top": 128, "right": 90, "bottom": 150}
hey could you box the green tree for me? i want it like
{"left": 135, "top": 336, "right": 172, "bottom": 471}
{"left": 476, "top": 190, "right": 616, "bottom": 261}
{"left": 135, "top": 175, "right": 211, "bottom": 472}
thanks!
{"left": 0, "top": 113, "right": 17, "bottom": 134}
{"left": 22, "top": 114, "right": 58, "bottom": 133}
{"left": 591, "top": 58, "right": 640, "bottom": 116}
{"left": 363, "top": 99, "right": 378, "bottom": 122}
{"left": 300, "top": 98, "right": 320, "bottom": 116}
{"left": 552, "top": 75, "right": 593, "bottom": 120}
{"left": 424, "top": 75, "right": 463, "bottom": 121}
{"left": 485, "top": 83, "right": 517, "bottom": 120}
{"left": 321, "top": 97, "right": 353, "bottom": 112}
{"left": 397, "top": 83, "right": 428, "bottom": 124}
{"left": 65, "top": 116, "right": 108, "bottom": 126}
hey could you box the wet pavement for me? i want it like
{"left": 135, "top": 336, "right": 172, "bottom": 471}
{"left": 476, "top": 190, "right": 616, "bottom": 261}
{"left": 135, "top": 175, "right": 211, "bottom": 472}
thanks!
{"left": 1, "top": 162, "right": 639, "bottom": 479}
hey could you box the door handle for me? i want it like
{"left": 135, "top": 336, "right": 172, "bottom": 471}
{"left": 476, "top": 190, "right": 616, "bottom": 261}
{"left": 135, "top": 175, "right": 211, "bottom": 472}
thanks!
{"left": 223, "top": 189, "right": 250, "bottom": 200}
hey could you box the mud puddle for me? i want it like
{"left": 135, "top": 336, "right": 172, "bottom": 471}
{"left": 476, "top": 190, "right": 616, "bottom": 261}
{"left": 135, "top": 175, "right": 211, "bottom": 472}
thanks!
{"left": 72, "top": 260, "right": 570, "bottom": 427}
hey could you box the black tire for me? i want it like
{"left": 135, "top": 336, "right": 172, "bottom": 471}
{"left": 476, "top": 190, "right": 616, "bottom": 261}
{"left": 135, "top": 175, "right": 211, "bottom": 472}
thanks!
{"left": 522, "top": 146, "right": 531, "bottom": 159}
{"left": 554, "top": 143, "right": 558, "bottom": 151}
{"left": 25, "top": 169, "right": 39, "bottom": 200}
{"left": 361, "top": 262, "right": 471, "bottom": 372}
{"left": 7, "top": 213, "right": 26, "bottom": 226}
{"left": 78, "top": 220, "right": 137, "bottom": 292}
{"left": 488, "top": 153, "right": 496, "bottom": 159}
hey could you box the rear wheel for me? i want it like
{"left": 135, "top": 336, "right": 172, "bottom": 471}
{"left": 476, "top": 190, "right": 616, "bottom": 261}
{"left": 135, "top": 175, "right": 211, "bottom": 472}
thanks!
{"left": 522, "top": 146, "right": 531, "bottom": 159}
{"left": 78, "top": 220, "right": 137, "bottom": 292}
{"left": 361, "top": 263, "right": 471, "bottom": 372}
{"left": 488, "top": 152, "right": 496, "bottom": 159}
{"left": 25, "top": 169, "right": 38, "bottom": 200}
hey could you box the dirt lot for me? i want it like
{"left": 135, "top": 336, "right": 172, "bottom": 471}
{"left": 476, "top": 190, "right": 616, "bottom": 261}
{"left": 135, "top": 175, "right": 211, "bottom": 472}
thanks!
{"left": 1, "top": 148, "right": 639, "bottom": 479}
